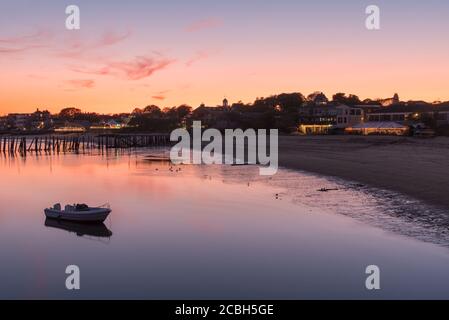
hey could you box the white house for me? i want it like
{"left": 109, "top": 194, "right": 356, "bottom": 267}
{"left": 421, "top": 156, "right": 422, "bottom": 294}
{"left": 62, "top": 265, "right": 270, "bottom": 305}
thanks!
{"left": 334, "top": 105, "right": 364, "bottom": 129}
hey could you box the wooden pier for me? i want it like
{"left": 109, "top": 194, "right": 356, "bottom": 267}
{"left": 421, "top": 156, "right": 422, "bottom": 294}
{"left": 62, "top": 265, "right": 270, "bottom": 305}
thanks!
{"left": 0, "top": 133, "right": 171, "bottom": 156}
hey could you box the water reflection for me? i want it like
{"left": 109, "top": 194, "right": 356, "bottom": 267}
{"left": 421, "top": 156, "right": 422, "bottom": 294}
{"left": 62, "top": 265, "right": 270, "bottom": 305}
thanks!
{"left": 1, "top": 149, "right": 449, "bottom": 299}
{"left": 186, "top": 162, "right": 449, "bottom": 249}
{"left": 45, "top": 218, "right": 113, "bottom": 238}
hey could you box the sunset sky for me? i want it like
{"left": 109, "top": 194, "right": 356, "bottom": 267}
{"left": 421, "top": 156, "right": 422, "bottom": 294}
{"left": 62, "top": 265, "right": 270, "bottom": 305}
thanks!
{"left": 0, "top": 0, "right": 448, "bottom": 115}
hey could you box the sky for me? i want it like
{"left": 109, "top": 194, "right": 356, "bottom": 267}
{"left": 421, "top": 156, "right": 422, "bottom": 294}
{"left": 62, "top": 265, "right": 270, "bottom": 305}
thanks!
{"left": 0, "top": 0, "right": 448, "bottom": 114}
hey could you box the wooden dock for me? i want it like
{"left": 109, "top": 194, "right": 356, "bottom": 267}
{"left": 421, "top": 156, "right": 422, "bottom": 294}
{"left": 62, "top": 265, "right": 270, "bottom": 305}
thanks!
{"left": 0, "top": 133, "right": 171, "bottom": 156}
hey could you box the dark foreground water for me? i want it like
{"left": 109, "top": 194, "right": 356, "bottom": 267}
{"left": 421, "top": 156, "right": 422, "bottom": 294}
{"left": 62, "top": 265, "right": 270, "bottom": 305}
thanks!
{"left": 1, "top": 149, "right": 449, "bottom": 299}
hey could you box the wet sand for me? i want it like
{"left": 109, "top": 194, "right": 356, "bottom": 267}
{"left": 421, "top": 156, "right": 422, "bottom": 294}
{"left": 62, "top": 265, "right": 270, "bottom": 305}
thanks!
{"left": 278, "top": 136, "right": 449, "bottom": 209}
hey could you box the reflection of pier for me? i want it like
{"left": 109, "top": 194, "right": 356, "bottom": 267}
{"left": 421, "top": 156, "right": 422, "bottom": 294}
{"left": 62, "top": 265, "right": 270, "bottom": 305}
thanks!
{"left": 0, "top": 133, "right": 171, "bottom": 156}
{"left": 45, "top": 218, "right": 113, "bottom": 238}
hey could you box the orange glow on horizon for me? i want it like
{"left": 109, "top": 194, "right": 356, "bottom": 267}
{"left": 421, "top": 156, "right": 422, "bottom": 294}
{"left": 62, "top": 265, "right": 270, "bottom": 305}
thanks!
{"left": 1, "top": 2, "right": 448, "bottom": 115}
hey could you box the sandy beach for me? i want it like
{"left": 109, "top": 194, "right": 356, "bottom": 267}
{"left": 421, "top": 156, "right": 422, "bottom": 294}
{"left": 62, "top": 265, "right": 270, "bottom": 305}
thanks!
{"left": 278, "top": 136, "right": 449, "bottom": 209}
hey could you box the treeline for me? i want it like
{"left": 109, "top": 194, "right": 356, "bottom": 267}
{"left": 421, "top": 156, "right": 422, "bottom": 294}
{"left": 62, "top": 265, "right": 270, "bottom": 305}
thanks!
{"left": 124, "top": 92, "right": 378, "bottom": 133}
{"left": 52, "top": 92, "right": 449, "bottom": 133}
{"left": 126, "top": 105, "right": 192, "bottom": 132}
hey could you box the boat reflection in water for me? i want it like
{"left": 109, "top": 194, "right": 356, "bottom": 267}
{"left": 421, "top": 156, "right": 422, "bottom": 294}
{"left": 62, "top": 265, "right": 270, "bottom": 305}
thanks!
{"left": 45, "top": 218, "right": 113, "bottom": 238}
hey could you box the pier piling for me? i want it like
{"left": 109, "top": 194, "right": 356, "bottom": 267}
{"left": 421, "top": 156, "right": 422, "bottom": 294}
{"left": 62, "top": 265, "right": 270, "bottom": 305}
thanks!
{"left": 0, "top": 133, "right": 170, "bottom": 157}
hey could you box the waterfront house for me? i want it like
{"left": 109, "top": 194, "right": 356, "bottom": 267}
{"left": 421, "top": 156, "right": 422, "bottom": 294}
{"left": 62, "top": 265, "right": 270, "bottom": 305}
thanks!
{"left": 6, "top": 113, "right": 32, "bottom": 131}
{"left": 54, "top": 122, "right": 87, "bottom": 133}
{"left": 334, "top": 105, "right": 364, "bottom": 129}
{"left": 0, "top": 117, "right": 7, "bottom": 131}
{"left": 5, "top": 109, "right": 52, "bottom": 132}
{"left": 90, "top": 119, "right": 126, "bottom": 130}
{"left": 190, "top": 100, "right": 236, "bottom": 130}
{"left": 345, "top": 121, "right": 409, "bottom": 135}
{"left": 366, "top": 104, "right": 449, "bottom": 126}
{"left": 297, "top": 104, "right": 364, "bottom": 134}
{"left": 297, "top": 105, "right": 338, "bottom": 134}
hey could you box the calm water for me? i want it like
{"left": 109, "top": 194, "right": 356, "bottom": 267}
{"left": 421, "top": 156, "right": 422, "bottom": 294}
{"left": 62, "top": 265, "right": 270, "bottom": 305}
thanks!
{"left": 1, "top": 149, "right": 449, "bottom": 299}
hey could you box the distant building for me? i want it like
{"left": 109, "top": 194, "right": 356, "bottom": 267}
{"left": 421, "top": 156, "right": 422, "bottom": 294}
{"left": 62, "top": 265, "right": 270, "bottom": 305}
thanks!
{"left": 190, "top": 103, "right": 235, "bottom": 130}
{"left": 367, "top": 111, "right": 413, "bottom": 123}
{"left": 335, "top": 105, "right": 364, "bottom": 129}
{"left": 54, "top": 122, "right": 87, "bottom": 133}
{"left": 31, "top": 109, "right": 52, "bottom": 130}
{"left": 90, "top": 119, "right": 126, "bottom": 130}
{"left": 297, "top": 104, "right": 364, "bottom": 134}
{"left": 120, "top": 115, "right": 133, "bottom": 127}
{"left": 6, "top": 113, "right": 32, "bottom": 131}
{"left": 367, "top": 107, "right": 449, "bottom": 127}
{"left": 0, "top": 117, "right": 7, "bottom": 131}
{"left": 298, "top": 105, "right": 337, "bottom": 134}
{"left": 345, "top": 122, "right": 409, "bottom": 136}
{"left": 411, "top": 123, "right": 436, "bottom": 137}
{"left": 5, "top": 109, "right": 52, "bottom": 131}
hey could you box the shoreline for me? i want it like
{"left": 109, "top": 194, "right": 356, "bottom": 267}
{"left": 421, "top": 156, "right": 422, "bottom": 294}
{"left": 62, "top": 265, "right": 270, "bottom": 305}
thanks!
{"left": 278, "top": 135, "right": 449, "bottom": 210}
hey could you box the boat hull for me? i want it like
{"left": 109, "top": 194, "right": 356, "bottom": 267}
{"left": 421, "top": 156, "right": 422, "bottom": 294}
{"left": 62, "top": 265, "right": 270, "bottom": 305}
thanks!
{"left": 44, "top": 208, "right": 111, "bottom": 223}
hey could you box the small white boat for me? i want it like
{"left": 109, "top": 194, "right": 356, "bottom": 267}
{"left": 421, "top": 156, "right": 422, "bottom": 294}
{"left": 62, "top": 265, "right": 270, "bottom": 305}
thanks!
{"left": 44, "top": 203, "right": 111, "bottom": 223}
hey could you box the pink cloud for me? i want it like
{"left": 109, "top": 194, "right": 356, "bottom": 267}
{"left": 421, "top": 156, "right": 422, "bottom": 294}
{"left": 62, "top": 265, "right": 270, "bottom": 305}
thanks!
{"left": 0, "top": 30, "right": 52, "bottom": 45}
{"left": 0, "top": 29, "right": 52, "bottom": 55}
{"left": 152, "top": 95, "right": 166, "bottom": 100}
{"left": 99, "top": 30, "right": 131, "bottom": 46}
{"left": 186, "top": 49, "right": 220, "bottom": 67}
{"left": 27, "top": 74, "right": 47, "bottom": 80}
{"left": 72, "top": 55, "right": 175, "bottom": 80}
{"left": 185, "top": 18, "right": 223, "bottom": 32}
{"left": 65, "top": 79, "right": 95, "bottom": 89}
{"left": 0, "top": 28, "right": 130, "bottom": 58}
{"left": 59, "top": 30, "right": 131, "bottom": 59}
{"left": 0, "top": 45, "right": 46, "bottom": 54}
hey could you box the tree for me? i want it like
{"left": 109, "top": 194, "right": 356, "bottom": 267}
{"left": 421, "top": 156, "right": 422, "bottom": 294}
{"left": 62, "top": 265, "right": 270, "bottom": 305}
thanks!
{"left": 143, "top": 105, "right": 162, "bottom": 118}
{"left": 73, "top": 112, "right": 101, "bottom": 123}
{"left": 175, "top": 105, "right": 192, "bottom": 120}
{"left": 276, "top": 93, "right": 305, "bottom": 113}
{"left": 307, "top": 92, "right": 328, "bottom": 105}
{"left": 132, "top": 108, "right": 143, "bottom": 114}
{"left": 332, "top": 93, "right": 361, "bottom": 106}
{"left": 59, "top": 107, "right": 82, "bottom": 119}
{"left": 230, "top": 101, "right": 248, "bottom": 113}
